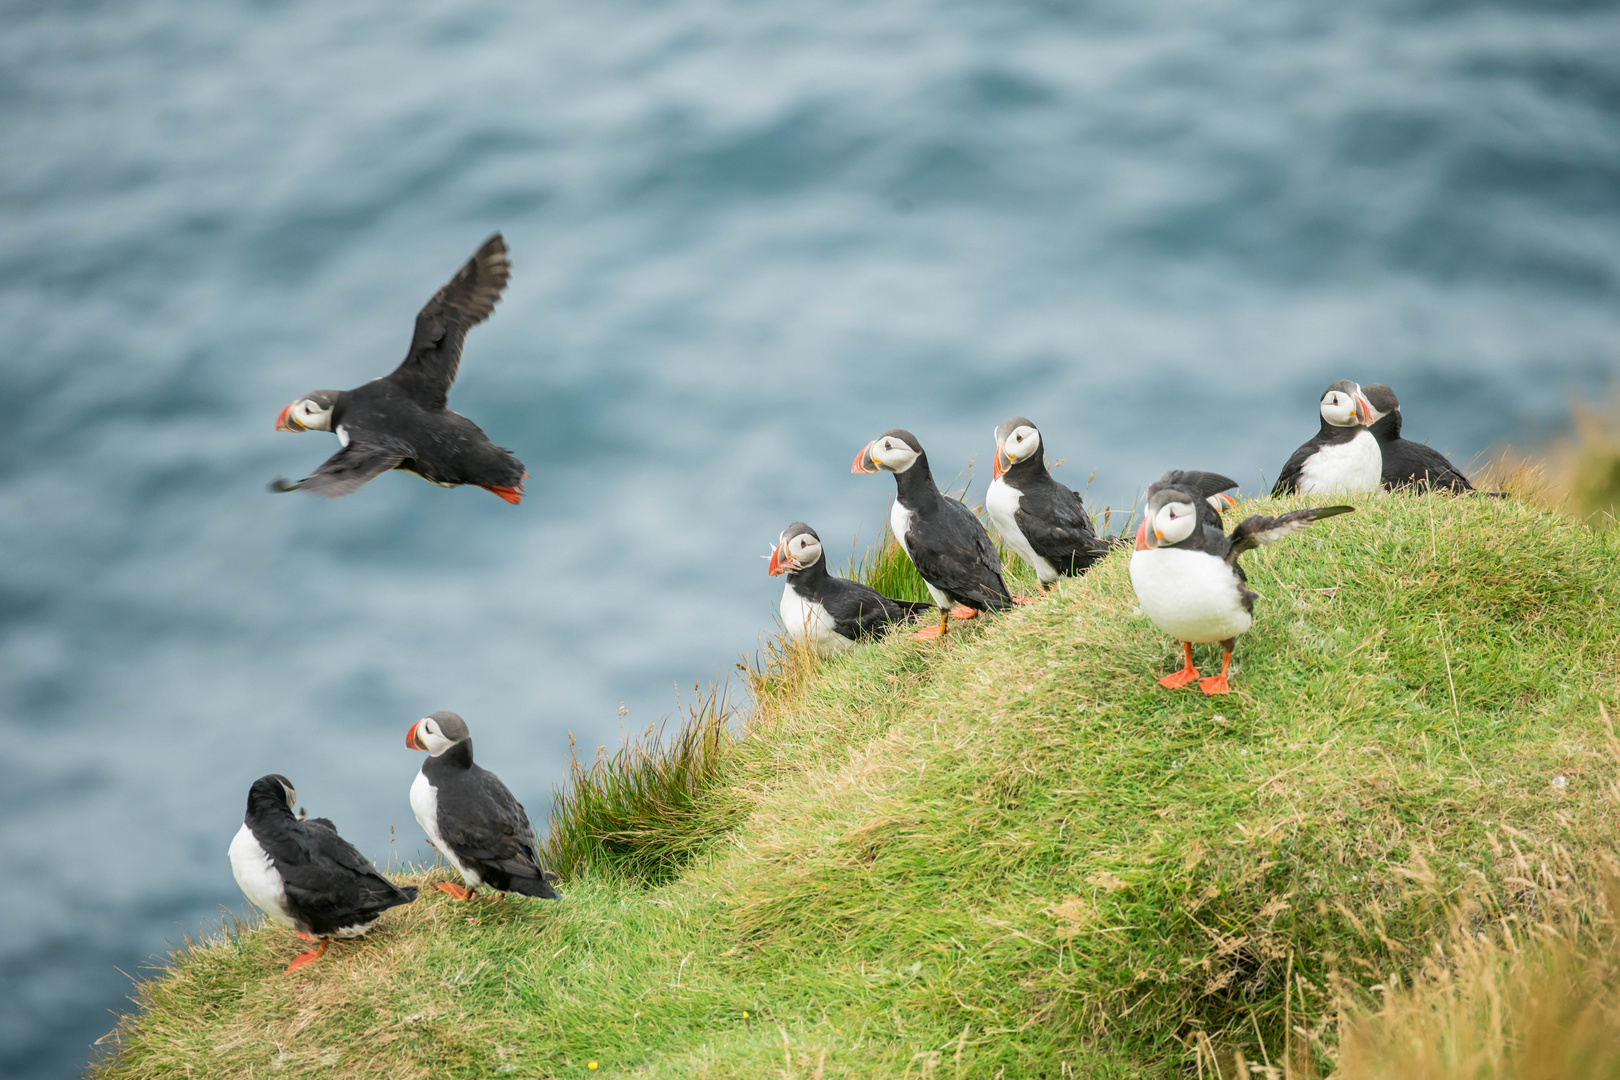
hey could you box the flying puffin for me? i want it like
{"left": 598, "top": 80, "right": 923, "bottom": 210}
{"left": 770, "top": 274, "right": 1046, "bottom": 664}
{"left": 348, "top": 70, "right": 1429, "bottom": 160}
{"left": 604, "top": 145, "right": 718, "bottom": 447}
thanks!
{"left": 985, "top": 417, "right": 1122, "bottom": 589}
{"left": 1271, "top": 380, "right": 1380, "bottom": 496}
{"left": 407, "top": 712, "right": 561, "bottom": 901}
{"left": 767, "top": 522, "right": 933, "bottom": 654}
{"left": 1130, "top": 476, "right": 1353, "bottom": 695}
{"left": 1361, "top": 383, "right": 1475, "bottom": 493}
{"left": 852, "top": 429, "right": 1012, "bottom": 639}
{"left": 227, "top": 774, "right": 418, "bottom": 972}
{"left": 270, "top": 234, "right": 527, "bottom": 502}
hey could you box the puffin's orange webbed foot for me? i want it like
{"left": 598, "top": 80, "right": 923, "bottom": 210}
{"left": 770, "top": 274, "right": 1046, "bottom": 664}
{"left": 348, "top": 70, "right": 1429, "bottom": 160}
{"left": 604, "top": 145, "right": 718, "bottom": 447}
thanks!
{"left": 1012, "top": 596, "right": 1039, "bottom": 606}
{"left": 1200, "top": 648, "right": 1234, "bottom": 696}
{"left": 949, "top": 606, "right": 979, "bottom": 620}
{"left": 1157, "top": 642, "right": 1201, "bottom": 690}
{"left": 435, "top": 882, "right": 475, "bottom": 900}
{"left": 482, "top": 484, "right": 523, "bottom": 505}
{"left": 911, "top": 623, "right": 946, "bottom": 641}
{"left": 285, "top": 939, "right": 328, "bottom": 972}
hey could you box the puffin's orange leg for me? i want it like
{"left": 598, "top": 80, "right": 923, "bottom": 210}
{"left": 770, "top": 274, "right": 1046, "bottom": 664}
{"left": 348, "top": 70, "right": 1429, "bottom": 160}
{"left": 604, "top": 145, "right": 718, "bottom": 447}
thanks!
{"left": 285, "top": 938, "right": 328, "bottom": 972}
{"left": 949, "top": 606, "right": 978, "bottom": 620}
{"left": 436, "top": 882, "right": 476, "bottom": 900}
{"left": 481, "top": 484, "right": 523, "bottom": 505}
{"left": 913, "top": 609, "right": 950, "bottom": 640}
{"left": 1158, "top": 642, "right": 1202, "bottom": 690}
{"left": 1200, "top": 643, "right": 1234, "bottom": 696}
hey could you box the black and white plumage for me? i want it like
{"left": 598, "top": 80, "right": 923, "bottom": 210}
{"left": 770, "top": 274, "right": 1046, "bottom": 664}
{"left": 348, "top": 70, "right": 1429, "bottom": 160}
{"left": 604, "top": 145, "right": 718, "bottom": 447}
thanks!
{"left": 1147, "top": 469, "right": 1242, "bottom": 549}
{"left": 1271, "top": 380, "right": 1381, "bottom": 496}
{"left": 985, "top": 417, "right": 1122, "bottom": 588}
{"left": 1362, "top": 383, "right": 1475, "bottom": 493}
{"left": 767, "top": 522, "right": 933, "bottom": 654}
{"left": 228, "top": 774, "right": 418, "bottom": 971}
{"left": 271, "top": 234, "right": 527, "bottom": 503}
{"left": 853, "top": 429, "right": 1012, "bottom": 639}
{"left": 407, "top": 712, "right": 560, "bottom": 901}
{"left": 1130, "top": 478, "right": 1353, "bottom": 695}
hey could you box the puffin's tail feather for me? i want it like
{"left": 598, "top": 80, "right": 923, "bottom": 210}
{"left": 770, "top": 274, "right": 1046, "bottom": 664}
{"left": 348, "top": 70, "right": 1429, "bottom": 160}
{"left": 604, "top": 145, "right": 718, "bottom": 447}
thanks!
{"left": 508, "top": 874, "right": 562, "bottom": 900}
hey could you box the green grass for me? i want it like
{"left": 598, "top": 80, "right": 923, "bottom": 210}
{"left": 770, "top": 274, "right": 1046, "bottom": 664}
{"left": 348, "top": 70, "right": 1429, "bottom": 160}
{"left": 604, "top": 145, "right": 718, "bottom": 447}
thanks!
{"left": 95, "top": 491, "right": 1620, "bottom": 1079}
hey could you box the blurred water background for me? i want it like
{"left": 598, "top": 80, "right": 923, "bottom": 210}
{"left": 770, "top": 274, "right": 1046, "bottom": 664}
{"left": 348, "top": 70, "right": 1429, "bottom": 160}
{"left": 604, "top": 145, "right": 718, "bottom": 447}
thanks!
{"left": 3, "top": 0, "right": 1619, "bottom": 1074}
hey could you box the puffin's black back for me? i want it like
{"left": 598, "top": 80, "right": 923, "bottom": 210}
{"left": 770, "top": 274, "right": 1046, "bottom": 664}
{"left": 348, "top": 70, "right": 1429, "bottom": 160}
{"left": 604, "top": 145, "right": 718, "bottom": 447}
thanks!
{"left": 423, "top": 741, "right": 560, "bottom": 899}
{"left": 1363, "top": 384, "right": 1474, "bottom": 493}
{"left": 890, "top": 447, "right": 1011, "bottom": 611}
{"left": 1000, "top": 454, "right": 1120, "bottom": 575}
{"left": 245, "top": 777, "right": 417, "bottom": 936}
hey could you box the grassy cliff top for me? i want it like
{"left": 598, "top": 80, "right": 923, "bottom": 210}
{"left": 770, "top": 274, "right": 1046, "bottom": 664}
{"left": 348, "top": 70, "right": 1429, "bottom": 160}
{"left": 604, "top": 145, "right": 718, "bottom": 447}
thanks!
{"left": 97, "top": 490, "right": 1620, "bottom": 1079}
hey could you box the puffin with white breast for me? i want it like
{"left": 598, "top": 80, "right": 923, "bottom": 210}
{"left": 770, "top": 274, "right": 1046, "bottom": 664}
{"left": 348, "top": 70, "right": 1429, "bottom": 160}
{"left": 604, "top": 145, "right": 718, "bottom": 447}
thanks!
{"left": 228, "top": 774, "right": 418, "bottom": 971}
{"left": 767, "top": 521, "right": 933, "bottom": 654}
{"left": 853, "top": 429, "right": 1012, "bottom": 640}
{"left": 271, "top": 234, "right": 527, "bottom": 502}
{"left": 1131, "top": 475, "right": 1353, "bottom": 695}
{"left": 407, "top": 712, "right": 560, "bottom": 901}
{"left": 1362, "top": 383, "right": 1475, "bottom": 493}
{"left": 985, "top": 417, "right": 1122, "bottom": 589}
{"left": 1271, "top": 380, "right": 1380, "bottom": 496}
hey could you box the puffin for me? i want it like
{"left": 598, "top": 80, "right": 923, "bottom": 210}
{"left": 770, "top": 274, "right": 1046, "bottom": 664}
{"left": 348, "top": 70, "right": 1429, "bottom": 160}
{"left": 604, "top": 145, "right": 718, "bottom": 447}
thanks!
{"left": 227, "top": 774, "right": 418, "bottom": 972}
{"left": 271, "top": 234, "right": 527, "bottom": 502}
{"left": 1271, "top": 380, "right": 1380, "bottom": 496}
{"left": 1130, "top": 476, "right": 1353, "bottom": 695}
{"left": 852, "top": 429, "right": 1012, "bottom": 640}
{"left": 407, "top": 712, "right": 561, "bottom": 901}
{"left": 1362, "top": 383, "right": 1475, "bottom": 493}
{"left": 985, "top": 417, "right": 1122, "bottom": 589}
{"left": 767, "top": 521, "right": 934, "bottom": 654}
{"left": 1150, "top": 469, "right": 1243, "bottom": 547}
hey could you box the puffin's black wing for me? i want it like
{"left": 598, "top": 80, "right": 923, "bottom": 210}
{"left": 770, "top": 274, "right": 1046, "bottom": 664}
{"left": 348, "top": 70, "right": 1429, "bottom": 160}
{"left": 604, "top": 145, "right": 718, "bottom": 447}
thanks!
{"left": 1384, "top": 439, "right": 1474, "bottom": 493}
{"left": 269, "top": 431, "right": 414, "bottom": 497}
{"left": 1270, "top": 445, "right": 1315, "bottom": 497}
{"left": 1012, "top": 482, "right": 1112, "bottom": 575}
{"left": 1225, "top": 506, "right": 1354, "bottom": 567}
{"left": 437, "top": 769, "right": 560, "bottom": 899}
{"left": 907, "top": 499, "right": 1012, "bottom": 611}
{"left": 1149, "top": 470, "right": 1238, "bottom": 500}
{"left": 820, "top": 577, "right": 932, "bottom": 639}
{"left": 385, "top": 234, "right": 511, "bottom": 411}
{"left": 277, "top": 818, "right": 417, "bottom": 933}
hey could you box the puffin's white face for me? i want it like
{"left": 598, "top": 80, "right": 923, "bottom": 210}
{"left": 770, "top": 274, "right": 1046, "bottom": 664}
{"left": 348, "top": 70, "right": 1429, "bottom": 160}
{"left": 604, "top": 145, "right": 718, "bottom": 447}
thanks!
{"left": 1319, "top": 387, "right": 1367, "bottom": 428}
{"left": 1153, "top": 500, "right": 1198, "bottom": 546}
{"left": 277, "top": 395, "right": 335, "bottom": 433}
{"left": 784, "top": 531, "right": 822, "bottom": 569}
{"left": 999, "top": 425, "right": 1040, "bottom": 471}
{"left": 408, "top": 716, "right": 457, "bottom": 757}
{"left": 869, "top": 435, "right": 920, "bottom": 474}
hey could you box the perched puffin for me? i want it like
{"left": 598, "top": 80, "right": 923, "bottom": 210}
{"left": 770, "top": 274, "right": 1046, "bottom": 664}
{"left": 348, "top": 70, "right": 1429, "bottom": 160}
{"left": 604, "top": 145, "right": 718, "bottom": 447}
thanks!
{"left": 1130, "top": 477, "right": 1353, "bottom": 695}
{"left": 1362, "top": 383, "right": 1475, "bottom": 493}
{"left": 227, "top": 774, "right": 418, "bottom": 972}
{"left": 767, "top": 521, "right": 933, "bottom": 654}
{"left": 271, "top": 234, "right": 527, "bottom": 502}
{"left": 407, "top": 712, "right": 560, "bottom": 901}
{"left": 853, "top": 429, "right": 1012, "bottom": 639}
{"left": 1271, "top": 380, "right": 1380, "bottom": 496}
{"left": 985, "top": 417, "right": 1121, "bottom": 588}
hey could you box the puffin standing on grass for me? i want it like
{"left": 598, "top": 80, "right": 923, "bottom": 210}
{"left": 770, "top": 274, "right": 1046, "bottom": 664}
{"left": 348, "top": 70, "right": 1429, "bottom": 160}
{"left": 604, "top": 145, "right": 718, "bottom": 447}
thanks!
{"left": 228, "top": 774, "right": 418, "bottom": 972}
{"left": 1130, "top": 476, "right": 1353, "bottom": 695}
{"left": 1362, "top": 383, "right": 1476, "bottom": 493}
{"left": 852, "top": 429, "right": 1012, "bottom": 640}
{"left": 270, "top": 234, "right": 528, "bottom": 502}
{"left": 1271, "top": 380, "right": 1380, "bottom": 496}
{"left": 767, "top": 521, "right": 933, "bottom": 654}
{"left": 407, "top": 712, "right": 560, "bottom": 901}
{"left": 985, "top": 417, "right": 1121, "bottom": 589}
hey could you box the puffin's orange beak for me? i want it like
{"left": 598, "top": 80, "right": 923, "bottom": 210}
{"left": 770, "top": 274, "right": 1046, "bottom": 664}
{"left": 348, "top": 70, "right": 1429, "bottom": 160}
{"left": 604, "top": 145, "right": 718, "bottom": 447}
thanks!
{"left": 406, "top": 721, "right": 424, "bottom": 751}
{"left": 767, "top": 543, "right": 790, "bottom": 577}
{"left": 1135, "top": 517, "right": 1152, "bottom": 551}
{"left": 992, "top": 439, "right": 1007, "bottom": 480}
{"left": 851, "top": 442, "right": 879, "bottom": 474}
{"left": 276, "top": 403, "right": 304, "bottom": 432}
{"left": 1356, "top": 394, "right": 1374, "bottom": 426}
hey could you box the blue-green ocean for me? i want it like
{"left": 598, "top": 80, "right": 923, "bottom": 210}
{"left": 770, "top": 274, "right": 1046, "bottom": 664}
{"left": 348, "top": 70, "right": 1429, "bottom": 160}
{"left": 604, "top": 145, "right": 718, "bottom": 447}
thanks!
{"left": 3, "top": 1, "right": 1618, "bottom": 1074}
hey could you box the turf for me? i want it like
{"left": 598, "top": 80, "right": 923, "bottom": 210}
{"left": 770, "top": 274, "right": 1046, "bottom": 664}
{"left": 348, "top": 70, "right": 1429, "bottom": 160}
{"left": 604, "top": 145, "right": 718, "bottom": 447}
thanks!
{"left": 94, "top": 490, "right": 1620, "bottom": 1079}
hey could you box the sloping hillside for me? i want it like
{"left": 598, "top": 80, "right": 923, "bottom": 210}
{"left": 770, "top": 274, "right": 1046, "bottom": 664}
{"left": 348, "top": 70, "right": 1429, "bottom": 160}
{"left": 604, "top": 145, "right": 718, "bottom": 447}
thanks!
{"left": 96, "top": 491, "right": 1620, "bottom": 1079}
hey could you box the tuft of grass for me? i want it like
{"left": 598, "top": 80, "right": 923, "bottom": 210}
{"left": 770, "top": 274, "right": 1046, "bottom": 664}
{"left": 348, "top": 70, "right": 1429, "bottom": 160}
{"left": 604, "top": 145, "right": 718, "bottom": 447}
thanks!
{"left": 1485, "top": 393, "right": 1620, "bottom": 530}
{"left": 542, "top": 681, "right": 739, "bottom": 886}
{"left": 96, "top": 492, "right": 1620, "bottom": 1079}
